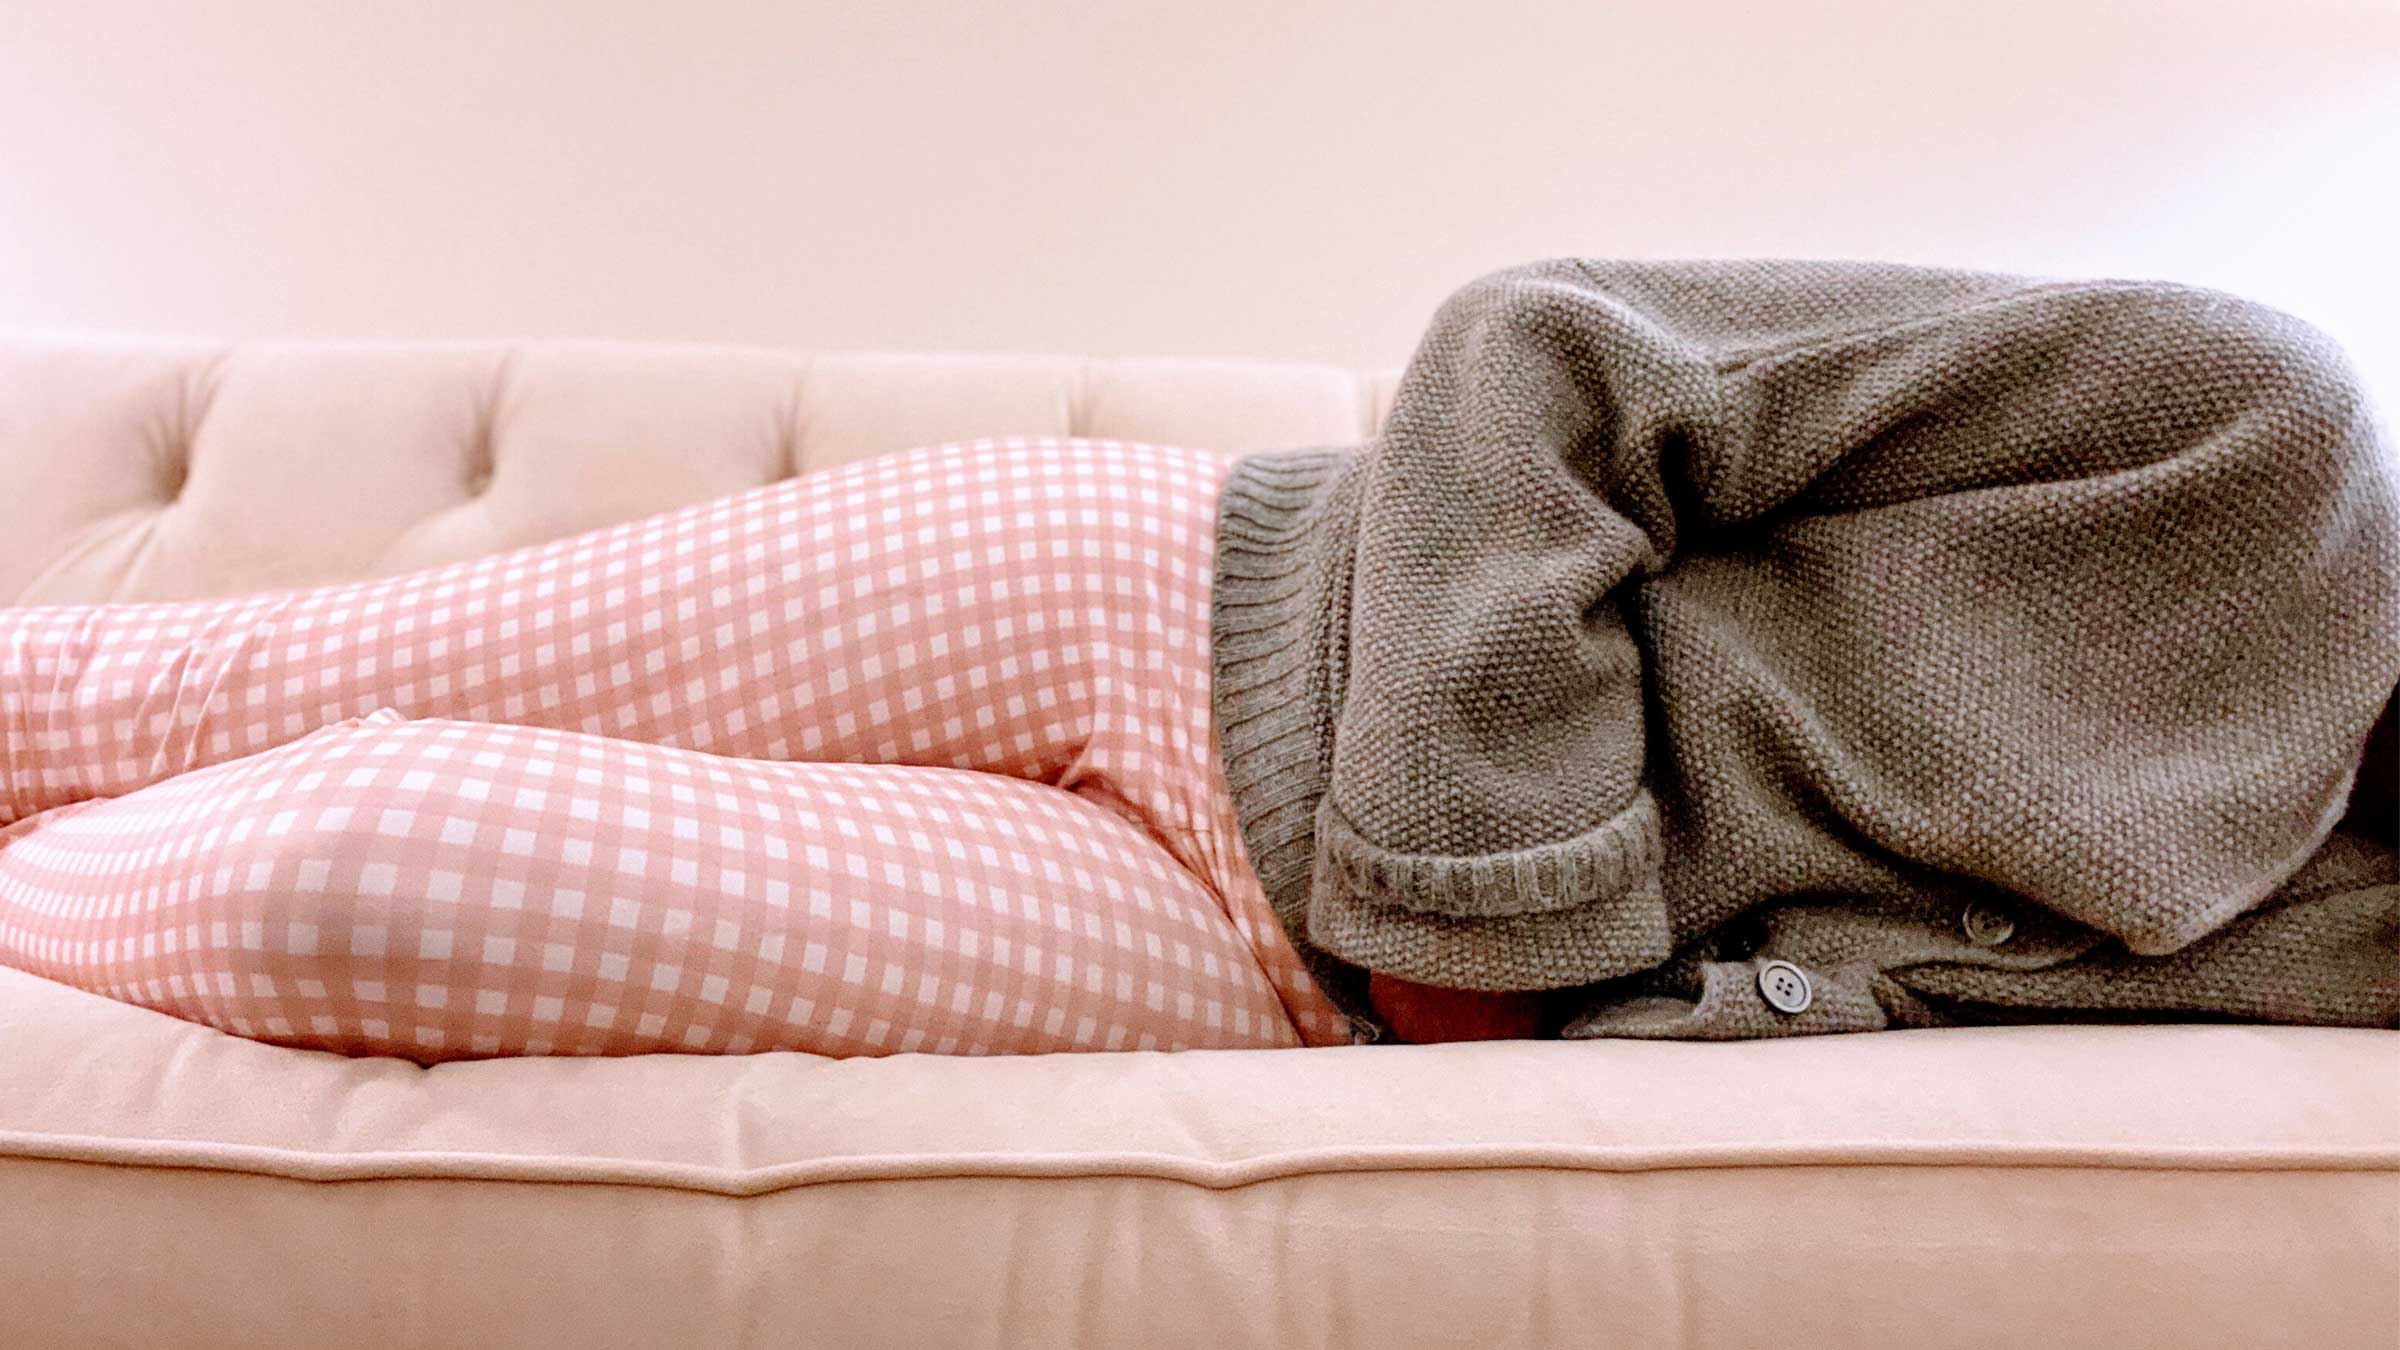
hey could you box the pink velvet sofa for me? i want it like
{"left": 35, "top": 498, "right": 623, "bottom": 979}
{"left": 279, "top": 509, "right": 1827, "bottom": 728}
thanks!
{"left": 1, "top": 338, "right": 2394, "bottom": 1348}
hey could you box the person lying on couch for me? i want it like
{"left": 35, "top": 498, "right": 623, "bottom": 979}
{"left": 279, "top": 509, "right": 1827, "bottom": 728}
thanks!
{"left": 3, "top": 257, "right": 2394, "bottom": 1058}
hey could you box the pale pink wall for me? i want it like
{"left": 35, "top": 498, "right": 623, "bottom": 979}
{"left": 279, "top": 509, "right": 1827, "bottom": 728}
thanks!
{"left": 2, "top": 0, "right": 2395, "bottom": 408}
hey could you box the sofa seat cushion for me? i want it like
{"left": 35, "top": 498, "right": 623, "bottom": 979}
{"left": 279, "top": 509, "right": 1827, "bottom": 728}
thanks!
{"left": 0, "top": 962, "right": 2393, "bottom": 1348}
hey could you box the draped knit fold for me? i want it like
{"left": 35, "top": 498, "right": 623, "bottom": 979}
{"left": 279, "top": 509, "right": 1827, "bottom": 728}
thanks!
{"left": 1209, "top": 257, "right": 2400, "bottom": 1045}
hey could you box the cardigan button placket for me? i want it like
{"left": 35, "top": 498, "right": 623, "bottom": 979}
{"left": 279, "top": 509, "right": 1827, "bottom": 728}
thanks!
{"left": 1961, "top": 899, "right": 2018, "bottom": 947}
{"left": 1756, "top": 960, "right": 1814, "bottom": 1014}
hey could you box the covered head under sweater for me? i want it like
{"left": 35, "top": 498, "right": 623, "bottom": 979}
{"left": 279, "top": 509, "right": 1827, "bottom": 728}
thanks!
{"left": 1209, "top": 257, "right": 2400, "bottom": 1044}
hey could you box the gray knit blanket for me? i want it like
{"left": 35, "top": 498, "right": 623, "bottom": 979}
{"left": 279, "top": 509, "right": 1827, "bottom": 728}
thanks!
{"left": 1209, "top": 258, "right": 2400, "bottom": 1043}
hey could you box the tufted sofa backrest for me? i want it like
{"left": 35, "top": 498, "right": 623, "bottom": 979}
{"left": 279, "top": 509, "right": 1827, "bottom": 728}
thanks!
{"left": 0, "top": 340, "right": 1403, "bottom": 607}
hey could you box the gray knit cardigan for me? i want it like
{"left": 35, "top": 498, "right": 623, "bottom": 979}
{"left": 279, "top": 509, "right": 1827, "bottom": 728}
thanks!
{"left": 1208, "top": 257, "right": 2400, "bottom": 1045}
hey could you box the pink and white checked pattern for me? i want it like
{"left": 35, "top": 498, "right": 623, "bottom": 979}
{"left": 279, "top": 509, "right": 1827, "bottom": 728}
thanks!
{"left": 0, "top": 436, "right": 1354, "bottom": 1058}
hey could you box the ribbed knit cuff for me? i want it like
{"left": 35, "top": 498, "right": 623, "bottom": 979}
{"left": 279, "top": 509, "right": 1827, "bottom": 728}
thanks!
{"left": 1211, "top": 448, "right": 1353, "bottom": 920}
{"left": 1316, "top": 784, "right": 1666, "bottom": 919}
{"left": 1210, "top": 446, "right": 1386, "bottom": 1041}
{"left": 1304, "top": 787, "right": 1677, "bottom": 990}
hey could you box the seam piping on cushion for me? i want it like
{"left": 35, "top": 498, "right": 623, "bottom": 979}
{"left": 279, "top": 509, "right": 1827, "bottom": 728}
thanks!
{"left": 0, "top": 1132, "right": 2389, "bottom": 1197}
